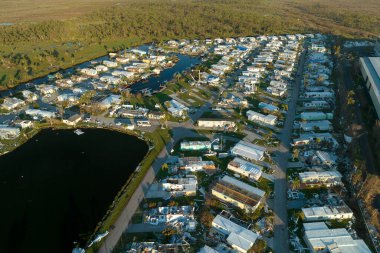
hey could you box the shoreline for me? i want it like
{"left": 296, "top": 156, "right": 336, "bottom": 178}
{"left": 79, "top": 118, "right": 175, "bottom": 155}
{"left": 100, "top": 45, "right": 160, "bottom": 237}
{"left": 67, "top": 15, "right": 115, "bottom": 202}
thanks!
{"left": 0, "top": 122, "right": 166, "bottom": 251}
{"left": 0, "top": 40, "right": 153, "bottom": 93}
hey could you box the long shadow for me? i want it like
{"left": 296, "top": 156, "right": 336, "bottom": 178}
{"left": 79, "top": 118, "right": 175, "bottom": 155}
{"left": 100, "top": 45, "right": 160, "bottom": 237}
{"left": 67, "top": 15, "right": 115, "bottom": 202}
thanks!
{"left": 271, "top": 143, "right": 291, "bottom": 253}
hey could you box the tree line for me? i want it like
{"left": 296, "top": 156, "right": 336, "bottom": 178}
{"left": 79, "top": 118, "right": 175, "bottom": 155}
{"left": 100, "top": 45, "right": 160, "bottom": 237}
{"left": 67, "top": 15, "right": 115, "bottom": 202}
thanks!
{"left": 0, "top": 0, "right": 378, "bottom": 88}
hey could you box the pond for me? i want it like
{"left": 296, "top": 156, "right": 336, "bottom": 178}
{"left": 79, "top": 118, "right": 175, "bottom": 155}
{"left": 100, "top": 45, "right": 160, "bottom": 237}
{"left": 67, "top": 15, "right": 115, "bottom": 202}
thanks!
{"left": 0, "top": 128, "right": 148, "bottom": 253}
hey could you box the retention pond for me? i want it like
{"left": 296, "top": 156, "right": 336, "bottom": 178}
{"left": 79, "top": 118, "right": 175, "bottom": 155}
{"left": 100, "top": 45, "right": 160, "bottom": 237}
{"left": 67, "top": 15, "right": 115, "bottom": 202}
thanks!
{"left": 0, "top": 128, "right": 148, "bottom": 253}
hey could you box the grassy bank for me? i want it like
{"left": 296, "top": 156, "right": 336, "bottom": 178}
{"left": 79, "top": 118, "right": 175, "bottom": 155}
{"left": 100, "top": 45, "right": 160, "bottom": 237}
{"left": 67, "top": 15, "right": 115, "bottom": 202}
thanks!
{"left": 86, "top": 127, "right": 171, "bottom": 251}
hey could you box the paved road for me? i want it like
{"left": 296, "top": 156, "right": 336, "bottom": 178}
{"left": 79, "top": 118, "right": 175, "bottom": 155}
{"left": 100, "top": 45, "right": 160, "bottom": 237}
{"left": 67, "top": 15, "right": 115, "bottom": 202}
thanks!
{"left": 97, "top": 136, "right": 170, "bottom": 253}
{"left": 97, "top": 103, "right": 211, "bottom": 253}
{"left": 126, "top": 224, "right": 166, "bottom": 233}
{"left": 96, "top": 45, "right": 303, "bottom": 252}
{"left": 272, "top": 49, "right": 306, "bottom": 253}
{"left": 266, "top": 199, "right": 306, "bottom": 210}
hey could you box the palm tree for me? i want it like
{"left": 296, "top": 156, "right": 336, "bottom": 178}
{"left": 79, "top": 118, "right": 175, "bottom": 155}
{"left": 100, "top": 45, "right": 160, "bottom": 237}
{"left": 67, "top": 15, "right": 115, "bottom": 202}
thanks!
{"left": 55, "top": 72, "right": 63, "bottom": 80}
{"left": 292, "top": 148, "right": 299, "bottom": 161}
{"left": 292, "top": 177, "right": 301, "bottom": 190}
{"left": 347, "top": 90, "right": 356, "bottom": 105}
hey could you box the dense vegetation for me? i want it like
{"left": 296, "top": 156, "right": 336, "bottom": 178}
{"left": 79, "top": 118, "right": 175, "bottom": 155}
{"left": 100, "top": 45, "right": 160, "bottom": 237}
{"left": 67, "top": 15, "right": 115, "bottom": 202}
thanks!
{"left": 0, "top": 0, "right": 379, "bottom": 89}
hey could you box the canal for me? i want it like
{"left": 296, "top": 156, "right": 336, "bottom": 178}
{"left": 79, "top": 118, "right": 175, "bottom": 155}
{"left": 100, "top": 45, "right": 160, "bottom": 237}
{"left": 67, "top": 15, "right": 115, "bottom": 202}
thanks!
{"left": 0, "top": 45, "right": 200, "bottom": 98}
{"left": 0, "top": 129, "right": 148, "bottom": 253}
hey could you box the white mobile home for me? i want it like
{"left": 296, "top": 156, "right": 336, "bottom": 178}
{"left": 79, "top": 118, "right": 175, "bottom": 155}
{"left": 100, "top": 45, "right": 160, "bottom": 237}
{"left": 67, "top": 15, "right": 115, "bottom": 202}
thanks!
{"left": 303, "top": 222, "right": 370, "bottom": 253}
{"left": 231, "top": 140, "right": 266, "bottom": 162}
{"left": 302, "top": 205, "right": 353, "bottom": 222}
{"left": 212, "top": 214, "right": 259, "bottom": 253}
{"left": 95, "top": 65, "right": 108, "bottom": 72}
{"left": 300, "top": 112, "right": 333, "bottom": 121}
{"left": 258, "top": 102, "right": 279, "bottom": 112}
{"left": 304, "top": 91, "right": 334, "bottom": 99}
{"left": 21, "top": 90, "right": 38, "bottom": 102}
{"left": 180, "top": 141, "right": 211, "bottom": 151}
{"left": 299, "top": 171, "right": 342, "bottom": 187}
{"left": 80, "top": 68, "right": 98, "bottom": 77}
{"left": 102, "top": 60, "right": 118, "bottom": 68}
{"left": 99, "top": 95, "right": 122, "bottom": 109}
{"left": 303, "top": 100, "right": 330, "bottom": 109}
{"left": 166, "top": 100, "right": 189, "bottom": 117}
{"left": 0, "top": 125, "right": 20, "bottom": 139}
{"left": 246, "top": 110, "right": 277, "bottom": 126}
{"left": 299, "top": 120, "right": 332, "bottom": 132}
{"left": 197, "top": 118, "right": 235, "bottom": 129}
{"left": 293, "top": 133, "right": 338, "bottom": 148}
{"left": 25, "top": 109, "right": 56, "bottom": 119}
{"left": 227, "top": 157, "right": 262, "bottom": 181}
{"left": 1, "top": 97, "right": 25, "bottom": 110}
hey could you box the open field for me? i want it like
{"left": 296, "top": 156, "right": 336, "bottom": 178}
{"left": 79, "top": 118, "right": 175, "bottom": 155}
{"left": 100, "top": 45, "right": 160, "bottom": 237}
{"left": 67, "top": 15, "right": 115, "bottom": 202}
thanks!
{"left": 0, "top": 0, "right": 123, "bottom": 22}
{"left": 0, "top": 0, "right": 379, "bottom": 89}
{"left": 1, "top": 0, "right": 379, "bottom": 30}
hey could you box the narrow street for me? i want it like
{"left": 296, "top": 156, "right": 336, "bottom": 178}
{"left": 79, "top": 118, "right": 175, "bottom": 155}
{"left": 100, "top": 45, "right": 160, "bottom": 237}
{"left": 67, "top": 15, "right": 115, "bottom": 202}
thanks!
{"left": 272, "top": 49, "right": 305, "bottom": 253}
{"left": 97, "top": 102, "right": 211, "bottom": 253}
{"left": 98, "top": 43, "right": 306, "bottom": 253}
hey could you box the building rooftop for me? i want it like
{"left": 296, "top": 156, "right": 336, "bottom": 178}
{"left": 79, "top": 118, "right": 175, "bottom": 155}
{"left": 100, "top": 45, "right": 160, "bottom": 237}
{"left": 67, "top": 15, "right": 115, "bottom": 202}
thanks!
{"left": 198, "top": 246, "right": 219, "bottom": 253}
{"left": 198, "top": 118, "right": 234, "bottom": 122}
{"left": 302, "top": 205, "right": 353, "bottom": 218}
{"left": 212, "top": 215, "right": 258, "bottom": 251}
{"left": 220, "top": 175, "right": 265, "bottom": 198}
{"left": 299, "top": 171, "right": 342, "bottom": 182}
{"left": 228, "top": 157, "right": 262, "bottom": 177}
{"left": 231, "top": 140, "right": 266, "bottom": 161}
{"left": 303, "top": 222, "right": 371, "bottom": 253}
{"left": 360, "top": 57, "right": 380, "bottom": 118}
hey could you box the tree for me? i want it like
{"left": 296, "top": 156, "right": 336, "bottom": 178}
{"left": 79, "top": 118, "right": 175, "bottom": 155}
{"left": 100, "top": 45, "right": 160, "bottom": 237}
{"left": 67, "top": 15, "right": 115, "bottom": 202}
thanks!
{"left": 317, "top": 75, "right": 324, "bottom": 84}
{"left": 79, "top": 90, "right": 96, "bottom": 105}
{"left": 168, "top": 200, "right": 177, "bottom": 206}
{"left": 135, "top": 92, "right": 143, "bottom": 102}
{"left": 292, "top": 148, "right": 299, "bottom": 161}
{"left": 334, "top": 45, "right": 341, "bottom": 57}
{"left": 351, "top": 169, "right": 362, "bottom": 186}
{"left": 162, "top": 227, "right": 177, "bottom": 237}
{"left": 292, "top": 177, "right": 301, "bottom": 190}
{"left": 205, "top": 198, "right": 221, "bottom": 209}
{"left": 249, "top": 239, "right": 267, "bottom": 253}
{"left": 199, "top": 208, "right": 214, "bottom": 228}
{"left": 347, "top": 90, "right": 356, "bottom": 105}
{"left": 161, "top": 163, "right": 169, "bottom": 171}
{"left": 148, "top": 202, "right": 157, "bottom": 208}
{"left": 52, "top": 49, "right": 59, "bottom": 58}
{"left": 55, "top": 72, "right": 63, "bottom": 80}
{"left": 264, "top": 131, "right": 273, "bottom": 141}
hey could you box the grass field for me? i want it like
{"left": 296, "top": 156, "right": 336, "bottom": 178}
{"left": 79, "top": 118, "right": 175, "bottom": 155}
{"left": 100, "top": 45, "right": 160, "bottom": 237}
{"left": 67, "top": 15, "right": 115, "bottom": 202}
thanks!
{"left": 0, "top": 0, "right": 379, "bottom": 89}
{"left": 1, "top": 0, "right": 379, "bottom": 27}
{"left": 0, "top": 0, "right": 123, "bottom": 22}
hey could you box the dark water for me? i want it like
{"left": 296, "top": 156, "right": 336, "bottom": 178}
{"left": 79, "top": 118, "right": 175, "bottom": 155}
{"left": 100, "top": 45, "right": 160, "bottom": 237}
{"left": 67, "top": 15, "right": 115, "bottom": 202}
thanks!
{"left": 0, "top": 129, "right": 148, "bottom": 253}
{"left": 373, "top": 194, "right": 380, "bottom": 212}
{"left": 130, "top": 53, "right": 200, "bottom": 93}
